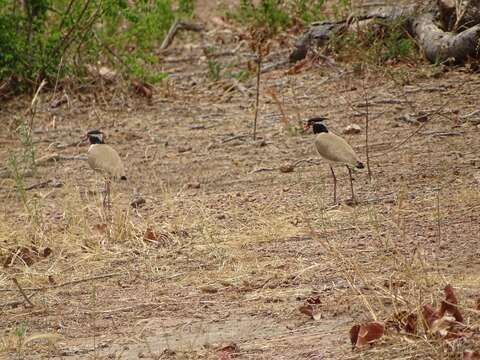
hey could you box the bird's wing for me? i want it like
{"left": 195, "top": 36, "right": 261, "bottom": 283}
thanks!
{"left": 87, "top": 145, "right": 126, "bottom": 179}
{"left": 314, "top": 133, "right": 360, "bottom": 167}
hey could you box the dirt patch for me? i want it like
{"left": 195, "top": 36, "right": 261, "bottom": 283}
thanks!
{"left": 1, "top": 1, "right": 480, "bottom": 359}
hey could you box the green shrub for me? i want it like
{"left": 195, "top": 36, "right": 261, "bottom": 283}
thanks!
{"left": 292, "top": 0, "right": 325, "bottom": 24}
{"left": 328, "top": 17, "right": 417, "bottom": 65}
{"left": 0, "top": 0, "right": 195, "bottom": 92}
{"left": 227, "top": 0, "right": 326, "bottom": 32}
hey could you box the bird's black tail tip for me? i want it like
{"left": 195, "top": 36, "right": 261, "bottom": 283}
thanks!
{"left": 120, "top": 176, "right": 127, "bottom": 181}
{"left": 356, "top": 162, "right": 365, "bottom": 169}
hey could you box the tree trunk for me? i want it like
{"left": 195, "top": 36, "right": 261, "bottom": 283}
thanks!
{"left": 413, "top": 11, "right": 480, "bottom": 63}
{"left": 289, "top": 1, "right": 480, "bottom": 65}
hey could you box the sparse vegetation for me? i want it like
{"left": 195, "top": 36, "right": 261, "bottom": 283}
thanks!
{"left": 0, "top": 0, "right": 194, "bottom": 93}
{"left": 329, "top": 17, "right": 418, "bottom": 65}
{"left": 1, "top": 1, "right": 480, "bottom": 359}
{"left": 227, "top": 0, "right": 326, "bottom": 31}
{"left": 207, "top": 59, "right": 221, "bottom": 81}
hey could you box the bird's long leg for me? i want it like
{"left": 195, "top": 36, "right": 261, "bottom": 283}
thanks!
{"left": 347, "top": 166, "right": 355, "bottom": 203}
{"left": 330, "top": 165, "right": 337, "bottom": 204}
{"left": 103, "top": 179, "right": 111, "bottom": 209}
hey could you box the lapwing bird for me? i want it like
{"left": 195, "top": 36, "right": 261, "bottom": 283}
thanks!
{"left": 304, "top": 117, "right": 364, "bottom": 204}
{"left": 86, "top": 130, "right": 126, "bottom": 207}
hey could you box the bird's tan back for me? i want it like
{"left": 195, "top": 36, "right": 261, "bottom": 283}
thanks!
{"left": 87, "top": 144, "right": 125, "bottom": 179}
{"left": 314, "top": 132, "right": 360, "bottom": 167}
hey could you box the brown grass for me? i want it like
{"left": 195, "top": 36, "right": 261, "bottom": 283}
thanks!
{"left": 1, "top": 1, "right": 480, "bottom": 359}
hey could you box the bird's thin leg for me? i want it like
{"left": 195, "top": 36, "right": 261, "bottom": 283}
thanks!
{"left": 330, "top": 165, "right": 337, "bottom": 204}
{"left": 103, "top": 179, "right": 111, "bottom": 209}
{"left": 102, "top": 180, "right": 107, "bottom": 208}
{"left": 347, "top": 166, "right": 355, "bottom": 203}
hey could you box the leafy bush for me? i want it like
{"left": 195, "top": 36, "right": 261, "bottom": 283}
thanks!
{"left": 227, "top": 0, "right": 326, "bottom": 32}
{"left": 0, "top": 0, "right": 194, "bottom": 93}
{"left": 328, "top": 17, "right": 417, "bottom": 65}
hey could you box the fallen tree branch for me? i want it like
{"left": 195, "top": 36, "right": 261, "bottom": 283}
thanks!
{"left": 160, "top": 20, "right": 203, "bottom": 50}
{"left": 25, "top": 179, "right": 63, "bottom": 191}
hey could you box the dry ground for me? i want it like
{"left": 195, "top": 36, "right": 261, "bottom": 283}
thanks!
{"left": 1, "top": 2, "right": 480, "bottom": 360}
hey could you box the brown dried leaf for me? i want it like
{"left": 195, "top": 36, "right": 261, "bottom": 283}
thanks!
{"left": 131, "top": 79, "right": 153, "bottom": 98}
{"left": 355, "top": 322, "right": 385, "bottom": 347}
{"left": 476, "top": 297, "right": 480, "bottom": 311}
{"left": 440, "top": 284, "right": 463, "bottom": 323}
{"left": 404, "top": 312, "right": 418, "bottom": 334}
{"left": 217, "top": 342, "right": 238, "bottom": 360}
{"left": 350, "top": 324, "right": 360, "bottom": 349}
{"left": 464, "top": 350, "right": 480, "bottom": 360}
{"left": 143, "top": 228, "right": 158, "bottom": 242}
{"left": 48, "top": 275, "right": 56, "bottom": 285}
{"left": 299, "top": 304, "right": 314, "bottom": 318}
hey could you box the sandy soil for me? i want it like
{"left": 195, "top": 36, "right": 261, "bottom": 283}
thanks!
{"left": 1, "top": 1, "right": 480, "bottom": 359}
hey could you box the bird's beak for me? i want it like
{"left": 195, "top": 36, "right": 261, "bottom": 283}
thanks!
{"left": 303, "top": 123, "right": 311, "bottom": 132}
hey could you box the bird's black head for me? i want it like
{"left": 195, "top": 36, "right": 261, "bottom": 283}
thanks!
{"left": 86, "top": 129, "right": 104, "bottom": 144}
{"left": 304, "top": 117, "right": 329, "bottom": 134}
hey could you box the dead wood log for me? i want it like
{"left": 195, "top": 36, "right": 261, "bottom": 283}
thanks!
{"left": 289, "top": 5, "right": 417, "bottom": 63}
{"left": 412, "top": 11, "right": 480, "bottom": 62}
{"left": 290, "top": 1, "right": 480, "bottom": 65}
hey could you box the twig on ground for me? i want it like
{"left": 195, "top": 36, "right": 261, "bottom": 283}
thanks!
{"left": 250, "top": 158, "right": 321, "bottom": 174}
{"left": 421, "top": 130, "right": 463, "bottom": 137}
{"left": 12, "top": 278, "right": 35, "bottom": 308}
{"left": 250, "top": 167, "right": 275, "bottom": 173}
{"left": 222, "top": 134, "right": 249, "bottom": 143}
{"left": 0, "top": 273, "right": 121, "bottom": 293}
{"left": 25, "top": 179, "right": 54, "bottom": 191}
